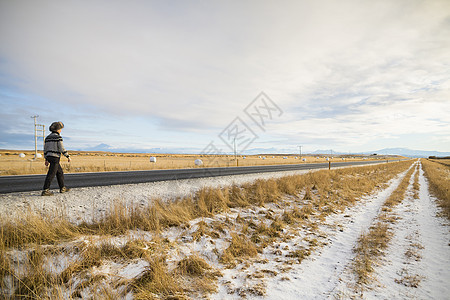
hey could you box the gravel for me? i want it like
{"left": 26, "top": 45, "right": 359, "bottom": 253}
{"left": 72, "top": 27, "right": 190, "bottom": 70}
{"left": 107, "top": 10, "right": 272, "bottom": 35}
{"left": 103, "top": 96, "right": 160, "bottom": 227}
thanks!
{"left": 0, "top": 168, "right": 323, "bottom": 224}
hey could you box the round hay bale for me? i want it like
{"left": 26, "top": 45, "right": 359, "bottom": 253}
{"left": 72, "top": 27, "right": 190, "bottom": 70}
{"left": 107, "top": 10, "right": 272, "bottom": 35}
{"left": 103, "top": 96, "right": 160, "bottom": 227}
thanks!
{"left": 195, "top": 159, "right": 203, "bottom": 166}
{"left": 149, "top": 156, "right": 157, "bottom": 163}
{"left": 19, "top": 153, "right": 26, "bottom": 158}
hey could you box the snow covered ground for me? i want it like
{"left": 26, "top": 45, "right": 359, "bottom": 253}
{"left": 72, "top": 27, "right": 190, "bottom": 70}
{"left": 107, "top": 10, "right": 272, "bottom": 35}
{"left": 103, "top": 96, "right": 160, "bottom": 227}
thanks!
{"left": 360, "top": 162, "right": 450, "bottom": 299}
{"left": 257, "top": 160, "right": 448, "bottom": 300}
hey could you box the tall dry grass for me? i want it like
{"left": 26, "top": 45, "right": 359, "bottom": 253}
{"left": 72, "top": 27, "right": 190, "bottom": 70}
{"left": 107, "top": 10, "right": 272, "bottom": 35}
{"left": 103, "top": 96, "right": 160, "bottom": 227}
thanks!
{"left": 413, "top": 164, "right": 420, "bottom": 199}
{"left": 422, "top": 159, "right": 450, "bottom": 220}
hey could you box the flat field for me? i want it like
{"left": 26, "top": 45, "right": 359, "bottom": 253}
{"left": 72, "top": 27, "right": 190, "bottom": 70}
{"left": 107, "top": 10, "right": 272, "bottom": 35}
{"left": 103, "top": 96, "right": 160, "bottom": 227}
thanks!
{"left": 0, "top": 150, "right": 397, "bottom": 176}
{"left": 430, "top": 158, "right": 450, "bottom": 166}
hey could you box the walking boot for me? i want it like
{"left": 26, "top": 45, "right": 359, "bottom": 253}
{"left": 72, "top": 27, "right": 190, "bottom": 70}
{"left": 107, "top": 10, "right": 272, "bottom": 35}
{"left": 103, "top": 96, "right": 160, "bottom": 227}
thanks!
{"left": 41, "top": 189, "right": 54, "bottom": 196}
{"left": 60, "top": 187, "right": 71, "bottom": 193}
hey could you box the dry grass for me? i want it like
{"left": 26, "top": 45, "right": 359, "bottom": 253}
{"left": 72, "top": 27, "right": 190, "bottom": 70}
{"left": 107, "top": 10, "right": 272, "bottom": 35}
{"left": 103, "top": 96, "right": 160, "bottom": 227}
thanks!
{"left": 394, "top": 268, "right": 423, "bottom": 288}
{"left": 1, "top": 159, "right": 415, "bottom": 299}
{"left": 132, "top": 256, "right": 182, "bottom": 300}
{"left": 286, "top": 248, "right": 311, "bottom": 263}
{"left": 0, "top": 211, "right": 80, "bottom": 249}
{"left": 1, "top": 236, "right": 181, "bottom": 299}
{"left": 176, "top": 255, "right": 220, "bottom": 296}
{"left": 422, "top": 159, "right": 450, "bottom": 220}
{"left": 383, "top": 166, "right": 415, "bottom": 208}
{"left": 132, "top": 251, "right": 220, "bottom": 299}
{"left": 10, "top": 246, "right": 54, "bottom": 299}
{"left": 177, "top": 255, "right": 211, "bottom": 276}
{"left": 221, "top": 234, "right": 258, "bottom": 267}
{"left": 0, "top": 149, "right": 400, "bottom": 176}
{"left": 430, "top": 158, "right": 450, "bottom": 166}
{"left": 413, "top": 165, "right": 420, "bottom": 199}
{"left": 353, "top": 222, "right": 393, "bottom": 285}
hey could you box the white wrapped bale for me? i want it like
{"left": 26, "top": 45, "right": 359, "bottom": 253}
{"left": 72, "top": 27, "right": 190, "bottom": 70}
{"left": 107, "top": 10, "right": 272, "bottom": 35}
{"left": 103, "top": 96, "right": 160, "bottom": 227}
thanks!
{"left": 35, "top": 153, "right": 42, "bottom": 158}
{"left": 149, "top": 156, "right": 157, "bottom": 163}
{"left": 19, "top": 153, "right": 26, "bottom": 158}
{"left": 195, "top": 159, "right": 203, "bottom": 166}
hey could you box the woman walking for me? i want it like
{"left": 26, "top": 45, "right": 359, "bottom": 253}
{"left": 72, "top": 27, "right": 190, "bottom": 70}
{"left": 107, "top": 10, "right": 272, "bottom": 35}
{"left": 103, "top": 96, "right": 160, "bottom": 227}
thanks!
{"left": 42, "top": 121, "right": 71, "bottom": 196}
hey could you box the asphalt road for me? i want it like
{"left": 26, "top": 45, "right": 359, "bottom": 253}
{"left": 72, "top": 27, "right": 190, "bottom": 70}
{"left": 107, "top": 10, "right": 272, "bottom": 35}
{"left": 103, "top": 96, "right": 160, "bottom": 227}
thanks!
{"left": 0, "top": 160, "right": 389, "bottom": 194}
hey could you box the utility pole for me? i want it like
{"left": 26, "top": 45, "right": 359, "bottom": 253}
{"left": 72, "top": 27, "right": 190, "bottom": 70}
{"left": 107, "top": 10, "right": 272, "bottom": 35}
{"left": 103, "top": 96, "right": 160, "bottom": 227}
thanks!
{"left": 31, "top": 116, "right": 45, "bottom": 160}
{"left": 234, "top": 138, "right": 238, "bottom": 166}
{"left": 298, "top": 145, "right": 302, "bottom": 161}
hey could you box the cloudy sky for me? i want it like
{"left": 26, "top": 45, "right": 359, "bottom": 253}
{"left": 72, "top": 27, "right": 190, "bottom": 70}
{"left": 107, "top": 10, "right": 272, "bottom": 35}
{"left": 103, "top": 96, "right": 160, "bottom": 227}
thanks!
{"left": 1, "top": 0, "right": 449, "bottom": 154}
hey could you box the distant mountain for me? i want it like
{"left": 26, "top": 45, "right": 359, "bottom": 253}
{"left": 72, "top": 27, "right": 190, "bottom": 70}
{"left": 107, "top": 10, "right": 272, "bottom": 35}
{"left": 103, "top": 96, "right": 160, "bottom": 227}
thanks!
{"left": 84, "top": 143, "right": 114, "bottom": 151}
{"left": 373, "top": 148, "right": 450, "bottom": 158}
{"left": 310, "top": 149, "right": 344, "bottom": 155}
{"left": 79, "top": 144, "right": 200, "bottom": 154}
{"left": 310, "top": 148, "right": 449, "bottom": 158}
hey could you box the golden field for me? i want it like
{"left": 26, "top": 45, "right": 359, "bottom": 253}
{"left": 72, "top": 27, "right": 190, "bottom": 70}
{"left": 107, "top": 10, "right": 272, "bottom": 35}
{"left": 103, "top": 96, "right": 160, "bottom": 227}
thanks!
{"left": 422, "top": 159, "right": 450, "bottom": 219}
{"left": 0, "top": 150, "right": 398, "bottom": 176}
{"left": 430, "top": 159, "right": 450, "bottom": 167}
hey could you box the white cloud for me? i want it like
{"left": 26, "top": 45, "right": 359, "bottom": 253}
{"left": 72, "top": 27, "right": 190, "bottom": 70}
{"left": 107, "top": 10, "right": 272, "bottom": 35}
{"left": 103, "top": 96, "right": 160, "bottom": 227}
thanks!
{"left": 1, "top": 0, "right": 449, "bottom": 152}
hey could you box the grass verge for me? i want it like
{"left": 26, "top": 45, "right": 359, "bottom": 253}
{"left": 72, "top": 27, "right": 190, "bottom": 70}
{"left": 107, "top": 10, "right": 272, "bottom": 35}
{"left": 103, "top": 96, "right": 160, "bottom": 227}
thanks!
{"left": 421, "top": 159, "right": 450, "bottom": 220}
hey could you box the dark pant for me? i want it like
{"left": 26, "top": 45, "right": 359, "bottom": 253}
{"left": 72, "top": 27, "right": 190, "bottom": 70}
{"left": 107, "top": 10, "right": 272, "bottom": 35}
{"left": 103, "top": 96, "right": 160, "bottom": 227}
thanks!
{"left": 43, "top": 156, "right": 65, "bottom": 190}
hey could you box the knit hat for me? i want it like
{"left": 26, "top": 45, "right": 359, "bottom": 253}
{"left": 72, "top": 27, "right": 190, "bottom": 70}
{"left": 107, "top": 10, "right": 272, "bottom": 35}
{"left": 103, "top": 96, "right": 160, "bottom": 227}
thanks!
{"left": 49, "top": 121, "right": 64, "bottom": 132}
